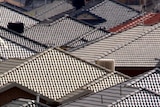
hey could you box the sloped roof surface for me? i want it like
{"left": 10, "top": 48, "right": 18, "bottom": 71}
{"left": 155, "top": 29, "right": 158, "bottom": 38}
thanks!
{"left": 0, "top": 48, "right": 128, "bottom": 101}
{"left": 127, "top": 68, "right": 160, "bottom": 94}
{"left": 0, "top": 59, "right": 27, "bottom": 75}
{"left": 0, "top": 27, "right": 47, "bottom": 59}
{"left": 104, "top": 23, "right": 160, "bottom": 67}
{"left": 0, "top": 4, "right": 39, "bottom": 28}
{"left": 71, "top": 25, "right": 154, "bottom": 63}
{"left": 0, "top": 38, "right": 36, "bottom": 59}
{"left": 0, "top": 27, "right": 47, "bottom": 52}
{"left": 22, "top": 16, "right": 109, "bottom": 47}
{"left": 110, "top": 89, "right": 160, "bottom": 107}
{"left": 60, "top": 68, "right": 160, "bottom": 107}
{"left": 72, "top": 0, "right": 139, "bottom": 30}
{"left": 26, "top": 0, "right": 74, "bottom": 20}
{"left": 109, "top": 13, "right": 160, "bottom": 33}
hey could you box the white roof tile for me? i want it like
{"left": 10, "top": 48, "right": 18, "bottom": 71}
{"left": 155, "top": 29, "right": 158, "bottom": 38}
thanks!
{"left": 0, "top": 48, "right": 127, "bottom": 100}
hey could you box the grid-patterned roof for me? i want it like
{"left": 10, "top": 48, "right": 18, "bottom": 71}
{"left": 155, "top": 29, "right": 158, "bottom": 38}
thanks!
{"left": 22, "top": 16, "right": 109, "bottom": 47}
{"left": 0, "top": 48, "right": 110, "bottom": 100}
{"left": 0, "top": 27, "right": 47, "bottom": 59}
{"left": 109, "top": 89, "right": 160, "bottom": 107}
{"left": 0, "top": 4, "right": 39, "bottom": 29}
{"left": 72, "top": 0, "right": 139, "bottom": 30}
{"left": 71, "top": 25, "right": 155, "bottom": 63}
{"left": 60, "top": 68, "right": 160, "bottom": 107}
{"left": 104, "top": 23, "right": 160, "bottom": 67}
{"left": 26, "top": 0, "right": 74, "bottom": 21}
{"left": 0, "top": 27, "right": 47, "bottom": 52}
{"left": 127, "top": 68, "right": 160, "bottom": 94}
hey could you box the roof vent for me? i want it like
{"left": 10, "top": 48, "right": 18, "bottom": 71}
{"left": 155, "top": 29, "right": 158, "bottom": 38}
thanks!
{"left": 95, "top": 59, "right": 115, "bottom": 71}
{"left": 7, "top": 22, "right": 24, "bottom": 33}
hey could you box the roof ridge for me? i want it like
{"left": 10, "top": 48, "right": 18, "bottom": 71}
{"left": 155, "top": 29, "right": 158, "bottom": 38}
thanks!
{"left": 0, "top": 47, "right": 112, "bottom": 79}
{"left": 82, "top": 71, "right": 130, "bottom": 90}
{"left": 101, "top": 23, "right": 160, "bottom": 58}
{"left": 0, "top": 26, "right": 48, "bottom": 49}
{"left": 64, "top": 28, "right": 99, "bottom": 47}
{"left": 0, "top": 35, "right": 38, "bottom": 53}
{"left": 108, "top": 88, "right": 142, "bottom": 107}
{"left": 82, "top": 72, "right": 115, "bottom": 89}
{"left": 68, "top": 33, "right": 113, "bottom": 52}
{"left": 114, "top": 12, "right": 155, "bottom": 33}
{"left": 127, "top": 68, "right": 160, "bottom": 86}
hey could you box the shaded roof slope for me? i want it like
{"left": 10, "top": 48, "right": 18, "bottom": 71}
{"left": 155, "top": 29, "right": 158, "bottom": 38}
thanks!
{"left": 22, "top": 16, "right": 109, "bottom": 47}
{"left": 70, "top": 24, "right": 155, "bottom": 63}
{"left": 0, "top": 27, "right": 47, "bottom": 59}
{"left": 0, "top": 27, "right": 47, "bottom": 52}
{"left": 26, "top": 0, "right": 74, "bottom": 21}
{"left": 2, "top": 98, "right": 51, "bottom": 107}
{"left": 0, "top": 48, "right": 129, "bottom": 101}
{"left": 0, "top": 4, "right": 39, "bottom": 29}
{"left": 60, "top": 68, "right": 160, "bottom": 107}
{"left": 71, "top": 0, "right": 140, "bottom": 30}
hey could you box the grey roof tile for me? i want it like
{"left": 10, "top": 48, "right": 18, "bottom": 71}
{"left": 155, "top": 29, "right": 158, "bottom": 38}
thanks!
{"left": 0, "top": 48, "right": 129, "bottom": 101}
{"left": 0, "top": 27, "right": 47, "bottom": 59}
{"left": 72, "top": 0, "right": 140, "bottom": 30}
{"left": 0, "top": 38, "right": 36, "bottom": 59}
{"left": 71, "top": 25, "right": 154, "bottom": 63}
{"left": 22, "top": 16, "right": 109, "bottom": 47}
{"left": 60, "top": 68, "right": 160, "bottom": 107}
{"left": 110, "top": 89, "right": 160, "bottom": 107}
{"left": 0, "top": 27, "right": 48, "bottom": 52}
{"left": 0, "top": 4, "right": 39, "bottom": 29}
{"left": 26, "top": 0, "right": 74, "bottom": 21}
{"left": 104, "top": 23, "right": 160, "bottom": 67}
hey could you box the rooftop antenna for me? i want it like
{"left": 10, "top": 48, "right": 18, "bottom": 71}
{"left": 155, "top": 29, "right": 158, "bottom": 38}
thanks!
{"left": 141, "top": 0, "right": 146, "bottom": 32}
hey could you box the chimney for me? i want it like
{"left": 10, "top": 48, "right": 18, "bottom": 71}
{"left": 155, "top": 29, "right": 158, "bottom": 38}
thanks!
{"left": 95, "top": 59, "right": 115, "bottom": 71}
{"left": 7, "top": 22, "right": 24, "bottom": 33}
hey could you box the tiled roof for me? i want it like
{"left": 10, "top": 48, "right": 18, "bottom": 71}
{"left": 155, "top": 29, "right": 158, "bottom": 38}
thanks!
{"left": 0, "top": 48, "right": 129, "bottom": 101}
{"left": 71, "top": 24, "right": 155, "bottom": 63}
{"left": 0, "top": 4, "right": 39, "bottom": 29}
{"left": 0, "top": 27, "right": 48, "bottom": 52}
{"left": 104, "top": 23, "right": 160, "bottom": 67}
{"left": 60, "top": 68, "right": 160, "bottom": 107}
{"left": 2, "top": 98, "right": 51, "bottom": 107}
{"left": 109, "top": 12, "right": 160, "bottom": 33}
{"left": 109, "top": 12, "right": 156, "bottom": 33}
{"left": 72, "top": 0, "right": 140, "bottom": 30}
{"left": 22, "top": 16, "right": 109, "bottom": 47}
{"left": 0, "top": 27, "right": 47, "bottom": 59}
{"left": 26, "top": 0, "right": 74, "bottom": 21}
{"left": 61, "top": 87, "right": 160, "bottom": 107}
{"left": 127, "top": 68, "right": 160, "bottom": 94}
{"left": 109, "top": 88, "right": 160, "bottom": 107}
{"left": 0, "top": 59, "right": 27, "bottom": 76}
